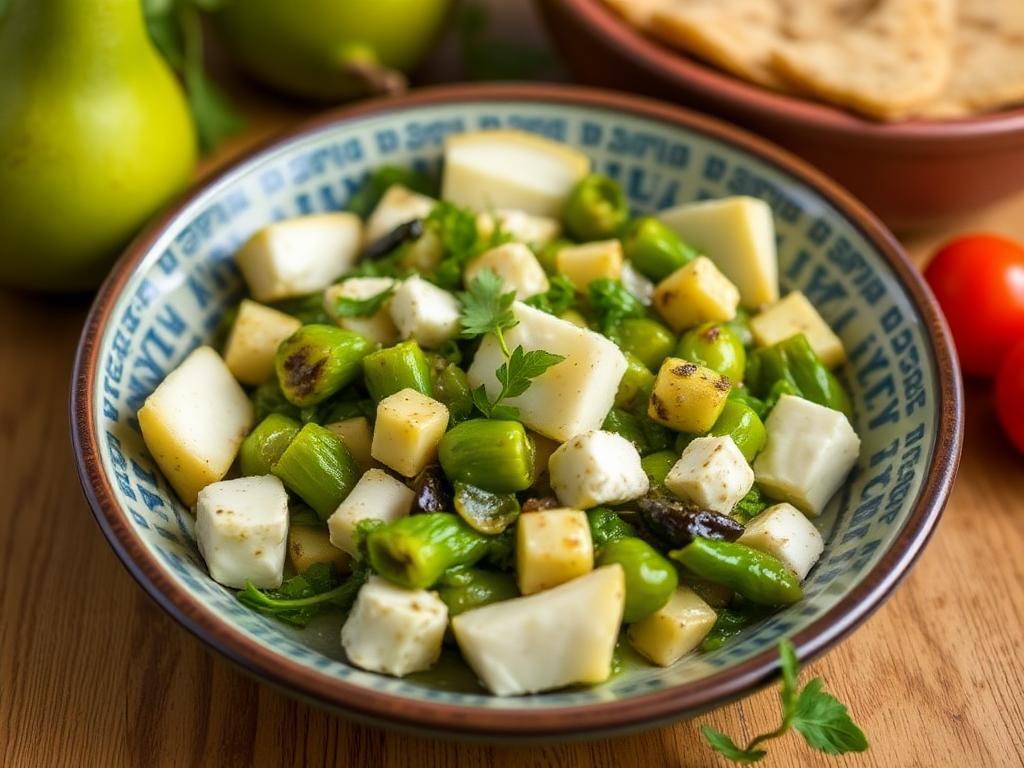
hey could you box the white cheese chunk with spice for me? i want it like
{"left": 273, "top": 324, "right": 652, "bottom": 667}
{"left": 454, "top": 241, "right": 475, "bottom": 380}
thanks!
{"left": 549, "top": 430, "right": 649, "bottom": 509}
{"left": 323, "top": 276, "right": 399, "bottom": 346}
{"left": 738, "top": 503, "right": 824, "bottom": 580}
{"left": 665, "top": 435, "right": 754, "bottom": 514}
{"left": 749, "top": 291, "right": 846, "bottom": 368}
{"left": 627, "top": 585, "right": 717, "bottom": 667}
{"left": 389, "top": 276, "right": 461, "bottom": 349}
{"left": 328, "top": 468, "right": 415, "bottom": 557}
{"left": 465, "top": 242, "right": 550, "bottom": 300}
{"left": 223, "top": 299, "right": 301, "bottom": 386}
{"left": 363, "top": 184, "right": 436, "bottom": 245}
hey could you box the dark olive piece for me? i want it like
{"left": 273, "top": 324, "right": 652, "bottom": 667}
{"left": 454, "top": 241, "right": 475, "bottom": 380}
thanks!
{"left": 410, "top": 465, "right": 452, "bottom": 515}
{"left": 362, "top": 218, "right": 425, "bottom": 261}
{"left": 637, "top": 493, "right": 744, "bottom": 548}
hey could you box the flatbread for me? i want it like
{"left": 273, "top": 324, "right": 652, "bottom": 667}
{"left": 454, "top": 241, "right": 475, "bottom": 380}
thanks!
{"left": 601, "top": 0, "right": 675, "bottom": 29}
{"left": 770, "top": 0, "right": 955, "bottom": 120}
{"left": 649, "top": 0, "right": 786, "bottom": 88}
{"left": 778, "top": 0, "right": 878, "bottom": 39}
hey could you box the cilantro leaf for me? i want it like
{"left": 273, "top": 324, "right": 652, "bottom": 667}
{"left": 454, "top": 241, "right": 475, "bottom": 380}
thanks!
{"left": 334, "top": 286, "right": 395, "bottom": 318}
{"left": 700, "top": 727, "right": 767, "bottom": 764}
{"left": 588, "top": 278, "right": 645, "bottom": 335}
{"left": 526, "top": 274, "right": 576, "bottom": 316}
{"left": 497, "top": 346, "right": 565, "bottom": 399}
{"left": 792, "top": 679, "right": 869, "bottom": 755}
{"left": 457, "top": 270, "right": 518, "bottom": 343}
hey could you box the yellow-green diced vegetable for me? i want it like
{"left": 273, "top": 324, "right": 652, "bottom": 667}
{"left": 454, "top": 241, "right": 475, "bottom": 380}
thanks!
{"left": 275, "top": 324, "right": 373, "bottom": 407}
{"left": 612, "top": 317, "right": 675, "bottom": 371}
{"left": 239, "top": 413, "right": 301, "bottom": 477}
{"left": 438, "top": 419, "right": 535, "bottom": 494}
{"left": 362, "top": 340, "right": 434, "bottom": 402}
{"left": 272, "top": 423, "right": 360, "bottom": 520}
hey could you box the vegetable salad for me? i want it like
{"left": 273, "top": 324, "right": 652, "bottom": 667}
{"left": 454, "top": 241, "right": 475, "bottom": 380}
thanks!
{"left": 138, "top": 129, "right": 861, "bottom": 697}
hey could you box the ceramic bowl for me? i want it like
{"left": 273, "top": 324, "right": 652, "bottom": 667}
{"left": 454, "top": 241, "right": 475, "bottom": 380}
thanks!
{"left": 537, "top": 0, "right": 1024, "bottom": 231}
{"left": 71, "top": 83, "right": 962, "bottom": 740}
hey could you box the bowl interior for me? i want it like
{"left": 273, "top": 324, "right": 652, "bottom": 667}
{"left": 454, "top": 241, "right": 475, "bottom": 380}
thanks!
{"left": 80, "top": 94, "right": 946, "bottom": 721}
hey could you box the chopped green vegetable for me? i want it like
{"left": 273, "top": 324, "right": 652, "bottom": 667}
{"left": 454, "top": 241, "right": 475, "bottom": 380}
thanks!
{"left": 676, "top": 322, "right": 747, "bottom": 383}
{"left": 366, "top": 513, "right": 491, "bottom": 589}
{"left": 670, "top": 538, "right": 802, "bottom": 606}
{"left": 732, "top": 485, "right": 771, "bottom": 523}
{"left": 588, "top": 278, "right": 646, "bottom": 335}
{"left": 236, "top": 562, "right": 366, "bottom": 627}
{"left": 275, "top": 324, "right": 373, "bottom": 407}
{"left": 641, "top": 450, "right": 677, "bottom": 487}
{"left": 615, "top": 351, "right": 656, "bottom": 409}
{"left": 525, "top": 274, "right": 576, "bottom": 316}
{"left": 439, "top": 419, "right": 535, "bottom": 493}
{"left": 453, "top": 482, "right": 521, "bottom": 534}
{"left": 428, "top": 201, "right": 510, "bottom": 289}
{"left": 437, "top": 566, "right": 519, "bottom": 617}
{"left": 747, "top": 333, "right": 851, "bottom": 417}
{"left": 457, "top": 269, "right": 518, "bottom": 347}
{"left": 563, "top": 173, "right": 630, "bottom": 241}
{"left": 611, "top": 317, "right": 676, "bottom": 371}
{"left": 362, "top": 340, "right": 434, "bottom": 402}
{"left": 602, "top": 407, "right": 649, "bottom": 455}
{"left": 250, "top": 379, "right": 301, "bottom": 422}
{"left": 586, "top": 507, "right": 636, "bottom": 552}
{"left": 434, "top": 363, "right": 475, "bottom": 422}
{"left": 597, "top": 537, "right": 677, "bottom": 623}
{"left": 622, "top": 216, "right": 697, "bottom": 281}
{"left": 271, "top": 423, "right": 360, "bottom": 521}
{"left": 269, "top": 292, "right": 332, "bottom": 325}
{"left": 709, "top": 400, "right": 767, "bottom": 462}
{"left": 238, "top": 413, "right": 301, "bottom": 477}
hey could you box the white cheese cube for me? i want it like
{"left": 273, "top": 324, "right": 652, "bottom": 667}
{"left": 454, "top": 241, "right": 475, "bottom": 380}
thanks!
{"left": 556, "top": 239, "right": 624, "bottom": 290}
{"left": 653, "top": 256, "right": 740, "bottom": 332}
{"left": 223, "top": 299, "right": 301, "bottom": 386}
{"left": 467, "top": 302, "right": 627, "bottom": 441}
{"left": 465, "top": 242, "right": 550, "bottom": 300}
{"left": 665, "top": 435, "right": 754, "bottom": 514}
{"left": 627, "top": 586, "right": 717, "bottom": 667}
{"left": 288, "top": 524, "right": 351, "bottom": 574}
{"left": 234, "top": 213, "right": 362, "bottom": 302}
{"left": 327, "top": 468, "right": 415, "bottom": 557}
{"left": 620, "top": 261, "right": 655, "bottom": 306}
{"left": 195, "top": 475, "right": 289, "bottom": 589}
{"left": 363, "top": 184, "right": 436, "bottom": 245}
{"left": 753, "top": 394, "right": 860, "bottom": 516}
{"left": 750, "top": 291, "right": 846, "bottom": 368}
{"left": 516, "top": 508, "right": 593, "bottom": 595}
{"left": 442, "top": 130, "right": 591, "bottom": 217}
{"left": 549, "top": 430, "right": 649, "bottom": 509}
{"left": 389, "top": 276, "right": 461, "bottom": 349}
{"left": 323, "top": 277, "right": 399, "bottom": 346}
{"left": 138, "top": 346, "right": 254, "bottom": 506}
{"left": 323, "top": 416, "right": 377, "bottom": 471}
{"left": 657, "top": 196, "right": 779, "bottom": 309}
{"left": 370, "top": 389, "right": 450, "bottom": 477}
{"left": 738, "top": 503, "right": 824, "bottom": 580}
{"left": 452, "top": 565, "right": 625, "bottom": 696}
{"left": 341, "top": 576, "right": 448, "bottom": 677}
{"left": 477, "top": 208, "right": 561, "bottom": 248}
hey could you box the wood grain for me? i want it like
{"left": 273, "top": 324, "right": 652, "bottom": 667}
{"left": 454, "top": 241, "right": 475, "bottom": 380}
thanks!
{"left": 4, "top": 7, "right": 1024, "bottom": 764}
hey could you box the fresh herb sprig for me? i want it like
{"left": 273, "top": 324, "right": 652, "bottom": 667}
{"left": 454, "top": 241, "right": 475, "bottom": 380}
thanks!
{"left": 457, "top": 271, "right": 564, "bottom": 419}
{"left": 588, "top": 278, "right": 645, "bottom": 335}
{"left": 334, "top": 286, "right": 395, "bottom": 318}
{"left": 702, "top": 640, "right": 868, "bottom": 763}
{"left": 237, "top": 562, "right": 367, "bottom": 627}
{"left": 428, "top": 202, "right": 513, "bottom": 289}
{"left": 526, "top": 274, "right": 576, "bottom": 317}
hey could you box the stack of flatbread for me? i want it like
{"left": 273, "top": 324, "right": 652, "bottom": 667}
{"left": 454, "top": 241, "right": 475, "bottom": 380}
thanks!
{"left": 601, "top": 0, "right": 1024, "bottom": 120}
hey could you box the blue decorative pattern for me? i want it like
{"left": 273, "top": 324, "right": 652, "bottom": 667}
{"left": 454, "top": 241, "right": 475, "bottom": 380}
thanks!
{"left": 90, "top": 102, "right": 938, "bottom": 710}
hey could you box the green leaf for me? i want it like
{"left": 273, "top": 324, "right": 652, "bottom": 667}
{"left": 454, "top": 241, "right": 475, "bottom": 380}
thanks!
{"left": 588, "top": 278, "right": 645, "bottom": 335}
{"left": 334, "top": 286, "right": 395, "bottom": 318}
{"left": 237, "top": 563, "right": 367, "bottom": 627}
{"left": 732, "top": 485, "right": 770, "bottom": 524}
{"left": 457, "top": 269, "right": 518, "bottom": 340}
{"left": 346, "top": 166, "right": 436, "bottom": 219}
{"left": 779, "top": 638, "right": 799, "bottom": 717}
{"left": 792, "top": 679, "right": 869, "bottom": 755}
{"left": 497, "top": 346, "right": 564, "bottom": 400}
{"left": 471, "top": 385, "right": 495, "bottom": 419}
{"left": 525, "top": 274, "right": 576, "bottom": 316}
{"left": 180, "top": 4, "right": 244, "bottom": 152}
{"left": 701, "top": 727, "right": 767, "bottom": 764}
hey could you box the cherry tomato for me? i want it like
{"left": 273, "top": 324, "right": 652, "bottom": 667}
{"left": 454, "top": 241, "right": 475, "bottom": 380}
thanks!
{"left": 996, "top": 339, "right": 1024, "bottom": 455}
{"left": 924, "top": 234, "right": 1024, "bottom": 377}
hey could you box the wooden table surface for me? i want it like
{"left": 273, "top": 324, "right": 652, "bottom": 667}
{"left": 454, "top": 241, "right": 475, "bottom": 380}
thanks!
{"left": 4, "top": 11, "right": 1024, "bottom": 768}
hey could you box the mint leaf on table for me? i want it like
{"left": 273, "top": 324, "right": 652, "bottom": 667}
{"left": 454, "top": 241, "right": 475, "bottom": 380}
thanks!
{"left": 702, "top": 640, "right": 868, "bottom": 764}
{"left": 334, "top": 286, "right": 395, "bottom": 318}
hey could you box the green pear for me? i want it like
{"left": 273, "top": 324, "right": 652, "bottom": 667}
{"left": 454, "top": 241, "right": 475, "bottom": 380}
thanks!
{"left": 0, "top": 0, "right": 197, "bottom": 292}
{"left": 212, "top": 0, "right": 452, "bottom": 102}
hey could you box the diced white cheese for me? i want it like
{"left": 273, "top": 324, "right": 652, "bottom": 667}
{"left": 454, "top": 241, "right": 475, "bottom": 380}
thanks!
{"left": 467, "top": 302, "right": 627, "bottom": 441}
{"left": 627, "top": 586, "right": 717, "bottom": 667}
{"left": 738, "top": 503, "right": 824, "bottom": 580}
{"left": 753, "top": 394, "right": 860, "bottom": 517}
{"left": 223, "top": 299, "right": 301, "bottom": 386}
{"left": 323, "top": 277, "right": 399, "bottom": 345}
{"left": 464, "top": 242, "right": 550, "bottom": 300}
{"left": 442, "top": 130, "right": 591, "bottom": 217}
{"left": 658, "top": 196, "right": 779, "bottom": 309}
{"left": 234, "top": 213, "right": 362, "bottom": 302}
{"left": 195, "top": 475, "right": 289, "bottom": 589}
{"left": 327, "top": 468, "right": 415, "bottom": 557}
{"left": 452, "top": 565, "right": 625, "bottom": 696}
{"left": 363, "top": 184, "right": 436, "bottom": 245}
{"left": 665, "top": 435, "right": 754, "bottom": 514}
{"left": 370, "top": 389, "right": 450, "bottom": 477}
{"left": 138, "top": 346, "right": 254, "bottom": 506}
{"left": 516, "top": 508, "right": 593, "bottom": 595}
{"left": 389, "top": 276, "right": 461, "bottom": 349}
{"left": 341, "top": 576, "right": 448, "bottom": 677}
{"left": 477, "top": 208, "right": 561, "bottom": 248}
{"left": 556, "top": 239, "right": 624, "bottom": 290}
{"left": 548, "top": 430, "right": 649, "bottom": 509}
{"left": 750, "top": 291, "right": 846, "bottom": 368}
{"left": 620, "top": 261, "right": 655, "bottom": 306}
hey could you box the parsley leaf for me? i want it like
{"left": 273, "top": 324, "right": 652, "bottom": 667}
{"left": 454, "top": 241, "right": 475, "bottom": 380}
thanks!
{"left": 526, "top": 274, "right": 576, "bottom": 316}
{"left": 236, "top": 562, "right": 367, "bottom": 627}
{"left": 588, "top": 278, "right": 645, "bottom": 334}
{"left": 334, "top": 286, "right": 395, "bottom": 318}
{"left": 732, "top": 486, "right": 770, "bottom": 523}
{"left": 457, "top": 270, "right": 518, "bottom": 349}
{"left": 497, "top": 346, "right": 565, "bottom": 400}
{"left": 702, "top": 640, "right": 868, "bottom": 764}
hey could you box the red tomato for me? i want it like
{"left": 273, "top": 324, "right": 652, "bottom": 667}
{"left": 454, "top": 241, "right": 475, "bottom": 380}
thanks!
{"left": 924, "top": 234, "right": 1024, "bottom": 377}
{"left": 996, "top": 339, "right": 1024, "bottom": 455}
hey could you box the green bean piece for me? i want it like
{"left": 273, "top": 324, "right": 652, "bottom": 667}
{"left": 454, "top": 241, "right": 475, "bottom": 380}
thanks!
{"left": 453, "top": 482, "right": 521, "bottom": 535}
{"left": 674, "top": 431, "right": 695, "bottom": 455}
{"left": 366, "top": 513, "right": 491, "bottom": 589}
{"left": 437, "top": 567, "right": 519, "bottom": 617}
{"left": 271, "top": 423, "right": 360, "bottom": 521}
{"left": 611, "top": 317, "right": 676, "bottom": 371}
{"left": 438, "top": 419, "right": 535, "bottom": 493}
{"left": 709, "top": 400, "right": 767, "bottom": 462}
{"left": 587, "top": 507, "right": 637, "bottom": 551}
{"left": 670, "top": 538, "right": 803, "bottom": 606}
{"left": 675, "top": 322, "right": 747, "bottom": 383}
{"left": 602, "top": 407, "right": 648, "bottom": 454}
{"left": 641, "top": 450, "right": 677, "bottom": 487}
{"left": 250, "top": 379, "right": 301, "bottom": 422}
{"left": 775, "top": 334, "right": 852, "bottom": 417}
{"left": 745, "top": 345, "right": 799, "bottom": 399}
{"left": 362, "top": 340, "right": 434, "bottom": 402}
{"left": 434, "top": 363, "right": 475, "bottom": 423}
{"left": 726, "top": 307, "right": 754, "bottom": 348}
{"left": 563, "top": 173, "right": 630, "bottom": 241}
{"left": 621, "top": 216, "right": 697, "bottom": 281}
{"left": 598, "top": 537, "right": 679, "bottom": 623}
{"left": 275, "top": 324, "right": 373, "bottom": 407}
{"left": 239, "top": 413, "right": 301, "bottom": 477}
{"left": 728, "top": 386, "right": 768, "bottom": 421}
{"left": 615, "top": 351, "right": 656, "bottom": 409}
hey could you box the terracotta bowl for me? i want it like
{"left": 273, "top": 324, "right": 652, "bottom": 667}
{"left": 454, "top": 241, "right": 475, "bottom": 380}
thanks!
{"left": 71, "top": 83, "right": 962, "bottom": 740}
{"left": 537, "top": 0, "right": 1024, "bottom": 231}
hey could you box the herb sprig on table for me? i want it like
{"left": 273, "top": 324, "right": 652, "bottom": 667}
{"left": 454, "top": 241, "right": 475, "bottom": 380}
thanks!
{"left": 702, "top": 640, "right": 868, "bottom": 763}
